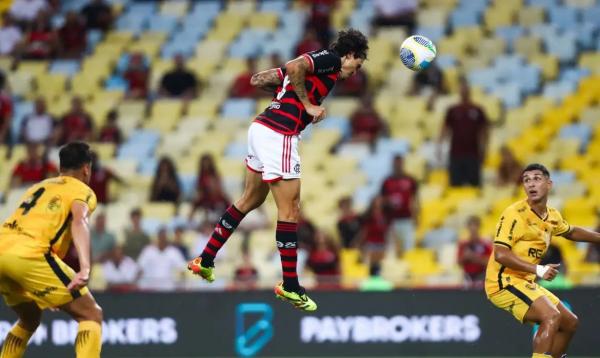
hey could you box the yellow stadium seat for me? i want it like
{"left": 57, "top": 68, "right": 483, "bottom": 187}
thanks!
{"left": 326, "top": 98, "right": 360, "bottom": 117}
{"left": 226, "top": 0, "right": 255, "bottom": 14}
{"left": 105, "top": 31, "right": 135, "bottom": 44}
{"left": 16, "top": 61, "right": 48, "bottom": 77}
{"left": 91, "top": 143, "right": 116, "bottom": 161}
{"left": 8, "top": 72, "right": 34, "bottom": 98}
{"left": 186, "top": 98, "right": 220, "bottom": 118}
{"left": 248, "top": 12, "right": 278, "bottom": 29}
{"left": 160, "top": 0, "right": 189, "bottom": 17}
{"left": 195, "top": 40, "right": 228, "bottom": 61}
{"left": 35, "top": 73, "right": 67, "bottom": 100}
{"left": 128, "top": 41, "right": 161, "bottom": 58}
{"left": 88, "top": 99, "right": 115, "bottom": 126}
{"left": 138, "top": 32, "right": 168, "bottom": 43}
{"left": 143, "top": 202, "right": 177, "bottom": 220}
{"left": 530, "top": 54, "right": 559, "bottom": 80}
{"left": 0, "top": 58, "right": 12, "bottom": 72}
{"left": 517, "top": 6, "right": 544, "bottom": 26}
{"left": 579, "top": 53, "right": 600, "bottom": 75}
{"left": 118, "top": 100, "right": 147, "bottom": 121}
{"left": 515, "top": 36, "right": 542, "bottom": 58}
{"left": 484, "top": 7, "right": 514, "bottom": 31}
{"left": 403, "top": 248, "right": 443, "bottom": 277}
{"left": 428, "top": 169, "right": 448, "bottom": 187}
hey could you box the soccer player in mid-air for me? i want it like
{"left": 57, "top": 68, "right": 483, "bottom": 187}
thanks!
{"left": 485, "top": 163, "right": 600, "bottom": 358}
{"left": 0, "top": 142, "right": 102, "bottom": 358}
{"left": 188, "top": 29, "right": 369, "bottom": 311}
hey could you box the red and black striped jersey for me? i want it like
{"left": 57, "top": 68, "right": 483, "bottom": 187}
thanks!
{"left": 255, "top": 49, "right": 341, "bottom": 135}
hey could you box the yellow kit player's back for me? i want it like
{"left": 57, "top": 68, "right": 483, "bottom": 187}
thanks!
{"left": 0, "top": 142, "right": 103, "bottom": 358}
{"left": 0, "top": 176, "right": 97, "bottom": 259}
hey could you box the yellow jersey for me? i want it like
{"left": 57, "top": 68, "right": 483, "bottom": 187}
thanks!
{"left": 484, "top": 199, "right": 570, "bottom": 296}
{"left": 0, "top": 176, "right": 97, "bottom": 259}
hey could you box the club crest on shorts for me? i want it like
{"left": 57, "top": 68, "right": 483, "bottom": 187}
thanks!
{"left": 294, "top": 163, "right": 300, "bottom": 174}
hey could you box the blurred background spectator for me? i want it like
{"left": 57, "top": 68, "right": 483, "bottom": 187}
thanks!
{"left": 10, "top": 143, "right": 56, "bottom": 188}
{"left": 229, "top": 58, "right": 260, "bottom": 98}
{"left": 439, "top": 79, "right": 489, "bottom": 187}
{"left": 336, "top": 196, "right": 361, "bottom": 248}
{"left": 359, "top": 195, "right": 391, "bottom": 277}
{"left": 373, "top": 0, "right": 416, "bottom": 32}
{"left": 58, "top": 11, "right": 86, "bottom": 58}
{"left": 22, "top": 13, "right": 58, "bottom": 60}
{"left": 102, "top": 245, "right": 139, "bottom": 292}
{"left": 381, "top": 155, "right": 418, "bottom": 255}
{"left": 0, "top": 72, "right": 12, "bottom": 147}
{"left": 122, "top": 208, "right": 150, "bottom": 260}
{"left": 20, "top": 97, "right": 55, "bottom": 145}
{"left": 90, "top": 212, "right": 116, "bottom": 263}
{"left": 57, "top": 96, "right": 94, "bottom": 145}
{"left": 189, "top": 154, "right": 229, "bottom": 220}
{"left": 294, "top": 28, "right": 323, "bottom": 57}
{"left": 159, "top": 54, "right": 198, "bottom": 99}
{"left": 123, "top": 52, "right": 149, "bottom": 99}
{"left": 457, "top": 216, "right": 491, "bottom": 287}
{"left": 97, "top": 109, "right": 123, "bottom": 145}
{"left": 137, "top": 227, "right": 187, "bottom": 291}
{"left": 150, "top": 156, "right": 181, "bottom": 204}
{"left": 497, "top": 145, "right": 523, "bottom": 186}
{"left": 172, "top": 226, "right": 190, "bottom": 259}
{"left": 307, "top": 230, "right": 340, "bottom": 289}
{"left": 233, "top": 243, "right": 259, "bottom": 291}
{"left": 9, "top": 0, "right": 49, "bottom": 26}
{"left": 88, "top": 151, "right": 124, "bottom": 204}
{"left": 0, "top": 13, "right": 23, "bottom": 57}
{"left": 81, "top": 0, "right": 113, "bottom": 32}
{"left": 349, "top": 94, "right": 387, "bottom": 148}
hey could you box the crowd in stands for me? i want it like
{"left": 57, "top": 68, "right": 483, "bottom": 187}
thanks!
{"left": 1, "top": 0, "right": 599, "bottom": 291}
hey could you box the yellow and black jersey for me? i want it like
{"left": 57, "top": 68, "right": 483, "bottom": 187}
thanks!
{"left": 0, "top": 176, "right": 97, "bottom": 259}
{"left": 484, "top": 199, "right": 570, "bottom": 296}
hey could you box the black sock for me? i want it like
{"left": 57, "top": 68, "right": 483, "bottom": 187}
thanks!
{"left": 276, "top": 221, "right": 300, "bottom": 292}
{"left": 200, "top": 205, "right": 245, "bottom": 267}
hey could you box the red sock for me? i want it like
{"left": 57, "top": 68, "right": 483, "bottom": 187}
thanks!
{"left": 200, "top": 205, "right": 245, "bottom": 266}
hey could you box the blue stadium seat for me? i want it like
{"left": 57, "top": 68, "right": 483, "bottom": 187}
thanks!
{"left": 527, "top": 0, "right": 560, "bottom": 10}
{"left": 551, "top": 171, "right": 576, "bottom": 187}
{"left": 566, "top": 23, "right": 598, "bottom": 50}
{"left": 353, "top": 184, "right": 381, "bottom": 209}
{"left": 513, "top": 65, "right": 541, "bottom": 95}
{"left": 559, "top": 123, "right": 592, "bottom": 150}
{"left": 450, "top": 10, "right": 480, "bottom": 28}
{"left": 258, "top": 0, "right": 288, "bottom": 13}
{"left": 435, "top": 54, "right": 457, "bottom": 70}
{"left": 11, "top": 101, "right": 34, "bottom": 140}
{"left": 492, "top": 83, "right": 522, "bottom": 108}
{"left": 128, "top": 2, "right": 157, "bottom": 16}
{"left": 86, "top": 30, "right": 103, "bottom": 53}
{"left": 415, "top": 26, "right": 445, "bottom": 43}
{"left": 179, "top": 174, "right": 197, "bottom": 201}
{"left": 319, "top": 116, "right": 351, "bottom": 139}
{"left": 50, "top": 60, "right": 80, "bottom": 77}
{"left": 115, "top": 15, "right": 147, "bottom": 33}
{"left": 224, "top": 142, "right": 248, "bottom": 159}
{"left": 494, "top": 26, "right": 525, "bottom": 50}
{"left": 458, "top": 0, "right": 488, "bottom": 12}
{"left": 467, "top": 68, "right": 498, "bottom": 92}
{"left": 191, "top": 1, "right": 222, "bottom": 17}
{"left": 560, "top": 68, "right": 590, "bottom": 86}
{"left": 581, "top": 5, "right": 600, "bottom": 23}
{"left": 544, "top": 33, "right": 577, "bottom": 63}
{"left": 104, "top": 75, "right": 128, "bottom": 91}
{"left": 542, "top": 81, "right": 576, "bottom": 102}
{"left": 494, "top": 54, "right": 525, "bottom": 80}
{"left": 549, "top": 6, "right": 579, "bottom": 30}
{"left": 375, "top": 138, "right": 411, "bottom": 156}
{"left": 221, "top": 99, "right": 256, "bottom": 120}
{"left": 360, "top": 154, "right": 392, "bottom": 184}
{"left": 138, "top": 157, "right": 158, "bottom": 176}
{"left": 147, "top": 16, "right": 179, "bottom": 33}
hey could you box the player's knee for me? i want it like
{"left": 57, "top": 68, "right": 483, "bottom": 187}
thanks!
{"left": 563, "top": 313, "right": 579, "bottom": 333}
{"left": 81, "top": 304, "right": 103, "bottom": 324}
{"left": 544, "top": 308, "right": 561, "bottom": 326}
{"left": 19, "top": 317, "right": 40, "bottom": 332}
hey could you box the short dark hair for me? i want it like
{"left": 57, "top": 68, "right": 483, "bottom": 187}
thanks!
{"left": 522, "top": 163, "right": 550, "bottom": 178}
{"left": 330, "top": 28, "right": 369, "bottom": 59}
{"left": 59, "top": 141, "right": 92, "bottom": 170}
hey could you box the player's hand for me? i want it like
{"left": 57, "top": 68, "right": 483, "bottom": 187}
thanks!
{"left": 537, "top": 264, "right": 560, "bottom": 281}
{"left": 67, "top": 271, "right": 89, "bottom": 291}
{"left": 306, "top": 104, "right": 326, "bottom": 123}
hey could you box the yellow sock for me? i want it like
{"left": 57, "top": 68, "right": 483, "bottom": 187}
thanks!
{"left": 75, "top": 321, "right": 102, "bottom": 358}
{"left": 0, "top": 323, "right": 33, "bottom": 358}
{"left": 532, "top": 353, "right": 553, "bottom": 358}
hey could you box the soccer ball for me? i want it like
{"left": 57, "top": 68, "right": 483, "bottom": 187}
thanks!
{"left": 400, "top": 35, "right": 437, "bottom": 71}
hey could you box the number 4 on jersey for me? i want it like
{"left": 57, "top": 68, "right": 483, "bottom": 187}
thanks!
{"left": 19, "top": 187, "right": 45, "bottom": 215}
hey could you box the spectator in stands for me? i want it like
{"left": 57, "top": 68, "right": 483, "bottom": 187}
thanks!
{"left": 81, "top": 0, "right": 113, "bottom": 32}
{"left": 97, "top": 109, "right": 122, "bottom": 145}
{"left": 307, "top": 230, "right": 341, "bottom": 288}
{"left": 102, "top": 245, "right": 139, "bottom": 292}
{"left": 137, "top": 227, "right": 187, "bottom": 291}
{"left": 335, "top": 66, "right": 367, "bottom": 97}
{"left": 22, "top": 13, "right": 59, "bottom": 60}
{"left": 10, "top": 143, "right": 57, "bottom": 188}
{"left": 0, "top": 13, "right": 23, "bottom": 57}
{"left": 0, "top": 72, "right": 12, "bottom": 147}
{"left": 337, "top": 196, "right": 361, "bottom": 248}
{"left": 349, "top": 94, "right": 387, "bottom": 148}
{"left": 303, "top": 0, "right": 335, "bottom": 45}
{"left": 381, "top": 154, "right": 418, "bottom": 255}
{"left": 373, "top": 0, "right": 416, "bottom": 32}
{"left": 294, "top": 28, "right": 323, "bottom": 57}
{"left": 457, "top": 216, "right": 492, "bottom": 287}
{"left": 359, "top": 195, "right": 391, "bottom": 278}
{"left": 123, "top": 208, "right": 151, "bottom": 260}
{"left": 233, "top": 245, "right": 259, "bottom": 290}
{"left": 229, "top": 58, "right": 260, "bottom": 98}
{"left": 172, "top": 226, "right": 189, "bottom": 260}
{"left": 9, "top": 0, "right": 48, "bottom": 25}
{"left": 438, "top": 79, "right": 489, "bottom": 187}
{"left": 123, "top": 52, "right": 149, "bottom": 99}
{"left": 58, "top": 11, "right": 86, "bottom": 58}
{"left": 298, "top": 208, "right": 317, "bottom": 251}
{"left": 20, "top": 97, "right": 55, "bottom": 145}
{"left": 150, "top": 156, "right": 181, "bottom": 204}
{"left": 90, "top": 212, "right": 116, "bottom": 263}
{"left": 497, "top": 145, "right": 523, "bottom": 186}
{"left": 159, "top": 54, "right": 199, "bottom": 99}
{"left": 89, "top": 152, "right": 124, "bottom": 204}
{"left": 411, "top": 62, "right": 446, "bottom": 109}
{"left": 189, "top": 154, "right": 229, "bottom": 220}
{"left": 58, "top": 96, "right": 94, "bottom": 145}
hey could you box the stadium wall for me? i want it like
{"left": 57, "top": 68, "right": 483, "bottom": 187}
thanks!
{"left": 0, "top": 289, "right": 598, "bottom": 357}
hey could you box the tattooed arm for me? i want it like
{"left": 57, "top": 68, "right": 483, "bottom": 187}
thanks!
{"left": 250, "top": 68, "right": 283, "bottom": 92}
{"left": 285, "top": 56, "right": 326, "bottom": 122}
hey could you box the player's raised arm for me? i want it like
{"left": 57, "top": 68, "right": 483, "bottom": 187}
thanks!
{"left": 285, "top": 56, "right": 326, "bottom": 122}
{"left": 562, "top": 226, "right": 600, "bottom": 243}
{"left": 68, "top": 200, "right": 92, "bottom": 290}
{"left": 250, "top": 68, "right": 283, "bottom": 92}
